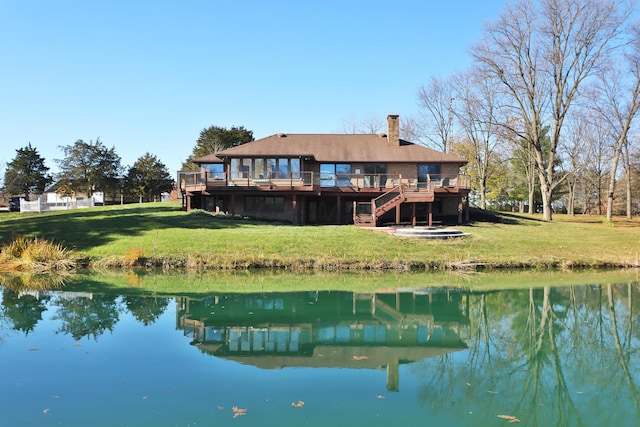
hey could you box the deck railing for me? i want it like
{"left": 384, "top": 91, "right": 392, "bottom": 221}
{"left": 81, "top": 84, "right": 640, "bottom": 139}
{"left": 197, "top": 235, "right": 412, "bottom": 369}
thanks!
{"left": 179, "top": 171, "right": 470, "bottom": 192}
{"left": 426, "top": 174, "right": 471, "bottom": 189}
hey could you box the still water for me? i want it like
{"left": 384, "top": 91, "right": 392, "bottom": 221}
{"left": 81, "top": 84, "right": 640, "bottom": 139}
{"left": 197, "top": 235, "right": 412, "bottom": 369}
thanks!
{"left": 1, "top": 273, "right": 639, "bottom": 426}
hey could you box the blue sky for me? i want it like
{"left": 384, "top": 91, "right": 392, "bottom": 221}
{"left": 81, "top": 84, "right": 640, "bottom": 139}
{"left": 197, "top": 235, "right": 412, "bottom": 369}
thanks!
{"left": 0, "top": 0, "right": 507, "bottom": 178}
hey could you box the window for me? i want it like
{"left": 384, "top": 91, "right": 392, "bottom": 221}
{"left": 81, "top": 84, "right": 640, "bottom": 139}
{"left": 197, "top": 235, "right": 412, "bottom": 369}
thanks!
{"left": 278, "top": 158, "right": 289, "bottom": 179}
{"left": 253, "top": 159, "right": 265, "bottom": 178}
{"left": 245, "top": 196, "right": 285, "bottom": 213}
{"left": 205, "top": 164, "right": 224, "bottom": 179}
{"left": 290, "top": 158, "right": 300, "bottom": 179}
{"left": 418, "top": 164, "right": 441, "bottom": 183}
{"left": 230, "top": 158, "right": 240, "bottom": 178}
{"left": 241, "top": 159, "right": 251, "bottom": 177}
{"left": 230, "top": 158, "right": 301, "bottom": 180}
{"left": 363, "top": 163, "right": 387, "bottom": 187}
{"left": 336, "top": 164, "right": 351, "bottom": 186}
{"left": 267, "top": 158, "right": 277, "bottom": 177}
{"left": 320, "top": 164, "right": 351, "bottom": 187}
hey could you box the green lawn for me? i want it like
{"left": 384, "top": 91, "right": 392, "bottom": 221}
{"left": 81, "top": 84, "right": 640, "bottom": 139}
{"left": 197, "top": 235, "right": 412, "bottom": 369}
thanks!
{"left": 0, "top": 202, "right": 639, "bottom": 270}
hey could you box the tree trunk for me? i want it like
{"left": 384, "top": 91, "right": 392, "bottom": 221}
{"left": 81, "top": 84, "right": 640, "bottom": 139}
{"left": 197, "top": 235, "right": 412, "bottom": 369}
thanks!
{"left": 624, "top": 143, "right": 632, "bottom": 220}
{"left": 540, "top": 180, "right": 553, "bottom": 221}
{"left": 527, "top": 157, "right": 536, "bottom": 214}
{"left": 567, "top": 177, "right": 575, "bottom": 215}
{"left": 606, "top": 137, "right": 624, "bottom": 222}
{"left": 479, "top": 178, "right": 487, "bottom": 210}
{"left": 626, "top": 169, "right": 632, "bottom": 220}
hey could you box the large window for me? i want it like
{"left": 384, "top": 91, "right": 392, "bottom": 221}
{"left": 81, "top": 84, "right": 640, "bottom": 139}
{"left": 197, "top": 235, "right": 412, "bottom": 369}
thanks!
{"left": 320, "top": 164, "right": 351, "bottom": 187}
{"left": 418, "top": 164, "right": 441, "bottom": 183}
{"left": 203, "top": 164, "right": 224, "bottom": 178}
{"left": 254, "top": 159, "right": 265, "bottom": 178}
{"left": 230, "top": 158, "right": 301, "bottom": 179}
{"left": 363, "top": 163, "right": 387, "bottom": 187}
{"left": 278, "top": 158, "right": 289, "bottom": 179}
{"left": 245, "top": 196, "right": 285, "bottom": 213}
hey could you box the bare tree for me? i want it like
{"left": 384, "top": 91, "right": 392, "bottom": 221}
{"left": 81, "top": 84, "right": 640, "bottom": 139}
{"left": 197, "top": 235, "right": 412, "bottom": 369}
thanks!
{"left": 452, "top": 70, "right": 502, "bottom": 209}
{"left": 622, "top": 135, "right": 637, "bottom": 219}
{"left": 472, "top": 0, "right": 629, "bottom": 220}
{"left": 416, "top": 76, "right": 456, "bottom": 153}
{"left": 561, "top": 113, "right": 592, "bottom": 215}
{"left": 399, "top": 115, "right": 425, "bottom": 142}
{"left": 592, "top": 25, "right": 640, "bottom": 222}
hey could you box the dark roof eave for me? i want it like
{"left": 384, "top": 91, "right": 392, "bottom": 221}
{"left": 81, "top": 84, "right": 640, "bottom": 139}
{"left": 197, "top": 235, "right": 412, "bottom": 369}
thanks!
{"left": 215, "top": 153, "right": 317, "bottom": 160}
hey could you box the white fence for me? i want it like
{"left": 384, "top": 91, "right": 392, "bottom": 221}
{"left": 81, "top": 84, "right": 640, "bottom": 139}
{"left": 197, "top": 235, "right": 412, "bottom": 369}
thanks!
{"left": 20, "top": 198, "right": 95, "bottom": 213}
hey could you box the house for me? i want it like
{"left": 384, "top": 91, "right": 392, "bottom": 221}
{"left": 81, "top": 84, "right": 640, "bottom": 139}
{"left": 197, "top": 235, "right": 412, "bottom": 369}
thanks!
{"left": 178, "top": 115, "right": 470, "bottom": 226}
{"left": 18, "top": 182, "right": 104, "bottom": 213}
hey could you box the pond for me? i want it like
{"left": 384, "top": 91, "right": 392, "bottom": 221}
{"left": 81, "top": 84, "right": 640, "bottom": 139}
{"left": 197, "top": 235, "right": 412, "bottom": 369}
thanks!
{"left": 1, "top": 271, "right": 640, "bottom": 426}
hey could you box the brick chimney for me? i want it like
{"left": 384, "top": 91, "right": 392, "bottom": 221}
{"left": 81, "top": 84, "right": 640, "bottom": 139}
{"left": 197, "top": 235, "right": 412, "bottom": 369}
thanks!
{"left": 387, "top": 114, "right": 400, "bottom": 146}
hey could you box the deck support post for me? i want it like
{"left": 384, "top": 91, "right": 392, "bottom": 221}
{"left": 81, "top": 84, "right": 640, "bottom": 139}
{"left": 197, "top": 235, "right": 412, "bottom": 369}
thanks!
{"left": 411, "top": 203, "right": 416, "bottom": 226}
{"left": 230, "top": 194, "right": 236, "bottom": 216}
{"left": 336, "top": 195, "right": 341, "bottom": 224}
{"left": 186, "top": 195, "right": 191, "bottom": 212}
{"left": 464, "top": 196, "right": 469, "bottom": 223}
{"left": 292, "top": 194, "right": 298, "bottom": 225}
{"left": 395, "top": 203, "right": 401, "bottom": 224}
{"left": 427, "top": 203, "right": 433, "bottom": 226}
{"left": 458, "top": 197, "right": 463, "bottom": 225}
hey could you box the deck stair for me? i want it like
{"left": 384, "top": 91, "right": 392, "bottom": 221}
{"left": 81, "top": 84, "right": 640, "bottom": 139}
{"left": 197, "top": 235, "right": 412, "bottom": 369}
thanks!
{"left": 354, "top": 184, "right": 434, "bottom": 226}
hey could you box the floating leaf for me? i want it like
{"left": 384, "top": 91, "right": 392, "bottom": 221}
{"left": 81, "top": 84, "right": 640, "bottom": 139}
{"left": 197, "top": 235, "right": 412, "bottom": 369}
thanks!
{"left": 232, "top": 406, "right": 247, "bottom": 418}
{"left": 375, "top": 395, "right": 385, "bottom": 399}
{"left": 291, "top": 400, "right": 305, "bottom": 408}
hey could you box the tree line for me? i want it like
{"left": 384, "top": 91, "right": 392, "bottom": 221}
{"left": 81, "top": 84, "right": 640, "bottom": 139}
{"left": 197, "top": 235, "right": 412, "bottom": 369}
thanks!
{"left": 415, "top": 0, "right": 639, "bottom": 221}
{"left": 2, "top": 124, "right": 255, "bottom": 205}
{"left": 3, "top": 139, "right": 174, "bottom": 204}
{"left": 343, "top": 1, "right": 639, "bottom": 221}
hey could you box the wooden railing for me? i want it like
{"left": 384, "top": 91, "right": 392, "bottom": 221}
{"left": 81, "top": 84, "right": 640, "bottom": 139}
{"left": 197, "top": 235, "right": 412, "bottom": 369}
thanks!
{"left": 178, "top": 171, "right": 314, "bottom": 190}
{"left": 373, "top": 186, "right": 404, "bottom": 212}
{"left": 426, "top": 174, "right": 471, "bottom": 189}
{"left": 179, "top": 171, "right": 470, "bottom": 192}
{"left": 353, "top": 182, "right": 437, "bottom": 225}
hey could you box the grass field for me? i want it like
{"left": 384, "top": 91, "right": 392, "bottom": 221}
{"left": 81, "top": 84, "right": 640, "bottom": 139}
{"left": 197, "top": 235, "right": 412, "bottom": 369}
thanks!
{"left": 0, "top": 202, "right": 639, "bottom": 271}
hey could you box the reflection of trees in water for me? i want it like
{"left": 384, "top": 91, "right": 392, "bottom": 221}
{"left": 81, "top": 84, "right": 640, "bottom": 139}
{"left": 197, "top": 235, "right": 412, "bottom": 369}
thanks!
{"left": 0, "top": 288, "right": 173, "bottom": 341}
{"left": 606, "top": 284, "right": 640, "bottom": 412}
{"left": 411, "top": 284, "right": 640, "bottom": 426}
{"left": 51, "top": 294, "right": 122, "bottom": 340}
{"left": 0, "top": 288, "right": 50, "bottom": 335}
{"left": 124, "top": 296, "right": 170, "bottom": 326}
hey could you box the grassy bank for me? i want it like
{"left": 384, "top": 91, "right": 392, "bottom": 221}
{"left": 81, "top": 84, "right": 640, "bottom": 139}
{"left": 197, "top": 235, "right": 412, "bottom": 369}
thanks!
{"left": 0, "top": 202, "right": 639, "bottom": 271}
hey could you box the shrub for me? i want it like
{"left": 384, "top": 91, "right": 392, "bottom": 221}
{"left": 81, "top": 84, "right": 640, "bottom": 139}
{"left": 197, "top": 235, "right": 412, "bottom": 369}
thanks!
{"left": 0, "top": 236, "right": 77, "bottom": 272}
{"left": 125, "top": 247, "right": 146, "bottom": 266}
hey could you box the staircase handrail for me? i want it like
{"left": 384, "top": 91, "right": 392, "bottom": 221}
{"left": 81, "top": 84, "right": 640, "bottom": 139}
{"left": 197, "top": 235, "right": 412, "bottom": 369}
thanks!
{"left": 373, "top": 184, "right": 405, "bottom": 212}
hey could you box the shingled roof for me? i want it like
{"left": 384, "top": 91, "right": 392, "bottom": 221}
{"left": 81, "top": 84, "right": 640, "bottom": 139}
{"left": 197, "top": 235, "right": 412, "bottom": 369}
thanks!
{"left": 195, "top": 133, "right": 466, "bottom": 164}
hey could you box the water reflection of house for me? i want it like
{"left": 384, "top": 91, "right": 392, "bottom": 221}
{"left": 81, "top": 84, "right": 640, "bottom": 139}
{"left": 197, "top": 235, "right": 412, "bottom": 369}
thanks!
{"left": 177, "top": 289, "right": 470, "bottom": 391}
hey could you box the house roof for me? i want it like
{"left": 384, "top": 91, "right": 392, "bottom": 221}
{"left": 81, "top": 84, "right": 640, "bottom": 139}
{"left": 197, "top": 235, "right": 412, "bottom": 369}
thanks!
{"left": 192, "top": 153, "right": 224, "bottom": 163}
{"left": 194, "top": 134, "right": 467, "bottom": 164}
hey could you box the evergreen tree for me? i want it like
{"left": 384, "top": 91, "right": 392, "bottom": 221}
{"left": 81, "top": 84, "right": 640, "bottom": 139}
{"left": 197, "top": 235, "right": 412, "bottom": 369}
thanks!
{"left": 182, "top": 125, "right": 253, "bottom": 171}
{"left": 55, "top": 138, "right": 122, "bottom": 197}
{"left": 3, "top": 143, "right": 52, "bottom": 200}
{"left": 126, "top": 153, "right": 175, "bottom": 202}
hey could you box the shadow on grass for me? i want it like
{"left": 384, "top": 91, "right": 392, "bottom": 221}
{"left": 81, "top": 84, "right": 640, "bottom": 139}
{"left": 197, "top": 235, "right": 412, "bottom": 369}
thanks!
{"left": 467, "top": 208, "right": 546, "bottom": 225}
{"left": 0, "top": 204, "right": 259, "bottom": 251}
